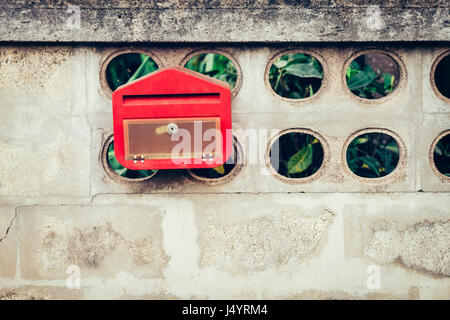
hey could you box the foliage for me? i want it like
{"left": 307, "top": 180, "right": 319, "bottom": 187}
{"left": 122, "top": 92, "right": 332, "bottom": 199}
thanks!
{"left": 107, "top": 142, "right": 157, "bottom": 179}
{"left": 183, "top": 53, "right": 238, "bottom": 178}
{"left": 190, "top": 146, "right": 237, "bottom": 179}
{"left": 269, "top": 53, "right": 323, "bottom": 99}
{"left": 103, "top": 52, "right": 405, "bottom": 180}
{"left": 184, "top": 53, "right": 237, "bottom": 88}
{"left": 106, "top": 53, "right": 158, "bottom": 91}
{"left": 346, "top": 133, "right": 399, "bottom": 178}
{"left": 105, "top": 52, "right": 239, "bottom": 179}
{"left": 434, "top": 135, "right": 450, "bottom": 177}
{"left": 346, "top": 59, "right": 395, "bottom": 99}
{"left": 105, "top": 53, "right": 159, "bottom": 178}
{"left": 271, "top": 133, "right": 324, "bottom": 178}
{"left": 272, "top": 132, "right": 401, "bottom": 180}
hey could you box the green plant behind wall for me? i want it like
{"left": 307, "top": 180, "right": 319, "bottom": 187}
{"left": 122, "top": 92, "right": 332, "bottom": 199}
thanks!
{"left": 346, "top": 60, "right": 396, "bottom": 99}
{"left": 184, "top": 53, "right": 237, "bottom": 89}
{"left": 346, "top": 133, "right": 399, "bottom": 178}
{"left": 106, "top": 53, "right": 158, "bottom": 91}
{"left": 105, "top": 53, "right": 159, "bottom": 178}
{"left": 269, "top": 53, "right": 323, "bottom": 99}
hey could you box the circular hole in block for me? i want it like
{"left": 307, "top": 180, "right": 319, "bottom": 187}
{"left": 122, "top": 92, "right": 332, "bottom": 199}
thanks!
{"left": 183, "top": 53, "right": 238, "bottom": 89}
{"left": 345, "top": 53, "right": 400, "bottom": 100}
{"left": 187, "top": 137, "right": 243, "bottom": 184}
{"left": 433, "top": 53, "right": 450, "bottom": 100}
{"left": 269, "top": 131, "right": 325, "bottom": 179}
{"left": 268, "top": 52, "right": 324, "bottom": 100}
{"left": 102, "top": 136, "right": 158, "bottom": 182}
{"left": 432, "top": 132, "right": 450, "bottom": 179}
{"left": 105, "top": 52, "right": 159, "bottom": 91}
{"left": 346, "top": 132, "right": 400, "bottom": 178}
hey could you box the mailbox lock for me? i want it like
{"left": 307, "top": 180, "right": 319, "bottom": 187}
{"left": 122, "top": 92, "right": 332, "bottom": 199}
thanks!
{"left": 167, "top": 123, "right": 179, "bottom": 135}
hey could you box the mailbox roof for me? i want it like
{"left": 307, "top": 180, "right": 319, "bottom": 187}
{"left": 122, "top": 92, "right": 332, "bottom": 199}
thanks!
{"left": 113, "top": 65, "right": 231, "bottom": 95}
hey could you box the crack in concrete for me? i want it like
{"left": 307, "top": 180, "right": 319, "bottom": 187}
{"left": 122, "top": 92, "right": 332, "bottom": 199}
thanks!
{"left": 0, "top": 210, "right": 18, "bottom": 243}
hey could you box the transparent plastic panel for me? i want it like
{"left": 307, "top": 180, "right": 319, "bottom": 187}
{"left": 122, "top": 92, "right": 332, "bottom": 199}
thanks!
{"left": 124, "top": 118, "right": 221, "bottom": 160}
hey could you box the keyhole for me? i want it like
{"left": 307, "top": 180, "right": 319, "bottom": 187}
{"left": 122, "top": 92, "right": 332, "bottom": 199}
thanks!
{"left": 167, "top": 123, "right": 179, "bottom": 135}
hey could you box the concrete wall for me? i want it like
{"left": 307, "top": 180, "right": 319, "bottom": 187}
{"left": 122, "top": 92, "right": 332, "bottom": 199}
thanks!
{"left": 0, "top": 1, "right": 449, "bottom": 300}
{"left": 1, "top": 1, "right": 449, "bottom": 42}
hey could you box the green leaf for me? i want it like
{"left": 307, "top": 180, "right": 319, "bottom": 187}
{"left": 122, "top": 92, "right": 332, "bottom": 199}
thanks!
{"left": 347, "top": 69, "right": 377, "bottom": 90}
{"left": 375, "top": 148, "right": 393, "bottom": 171}
{"left": 204, "top": 54, "right": 216, "bottom": 72}
{"left": 348, "top": 69, "right": 360, "bottom": 78}
{"left": 288, "top": 53, "right": 310, "bottom": 62}
{"left": 284, "top": 62, "right": 323, "bottom": 79}
{"left": 435, "top": 145, "right": 443, "bottom": 156}
{"left": 184, "top": 53, "right": 237, "bottom": 89}
{"left": 107, "top": 64, "right": 120, "bottom": 91}
{"left": 357, "top": 89, "right": 368, "bottom": 98}
{"left": 346, "top": 66, "right": 352, "bottom": 78}
{"left": 284, "top": 57, "right": 312, "bottom": 68}
{"left": 309, "top": 85, "right": 314, "bottom": 97}
{"left": 212, "top": 165, "right": 225, "bottom": 175}
{"left": 363, "top": 64, "right": 375, "bottom": 73}
{"left": 383, "top": 73, "right": 393, "bottom": 90}
{"left": 116, "top": 167, "right": 128, "bottom": 176}
{"left": 348, "top": 157, "right": 361, "bottom": 171}
{"left": 382, "top": 141, "right": 399, "bottom": 154}
{"left": 437, "top": 141, "right": 450, "bottom": 157}
{"left": 349, "top": 60, "right": 361, "bottom": 71}
{"left": 273, "top": 59, "right": 288, "bottom": 69}
{"left": 359, "top": 156, "right": 381, "bottom": 176}
{"left": 127, "top": 55, "right": 153, "bottom": 83}
{"left": 287, "top": 144, "right": 313, "bottom": 174}
{"left": 353, "top": 137, "right": 368, "bottom": 145}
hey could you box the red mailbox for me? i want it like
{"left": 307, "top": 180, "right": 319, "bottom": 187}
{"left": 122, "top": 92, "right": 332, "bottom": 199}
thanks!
{"left": 112, "top": 66, "right": 232, "bottom": 170}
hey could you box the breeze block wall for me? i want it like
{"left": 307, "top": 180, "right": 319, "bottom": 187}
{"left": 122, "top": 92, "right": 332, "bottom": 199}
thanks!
{"left": 0, "top": 0, "right": 449, "bottom": 299}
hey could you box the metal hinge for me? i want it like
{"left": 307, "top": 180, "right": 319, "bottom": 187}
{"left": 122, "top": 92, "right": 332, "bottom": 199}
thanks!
{"left": 133, "top": 155, "right": 145, "bottom": 163}
{"left": 202, "top": 153, "right": 214, "bottom": 162}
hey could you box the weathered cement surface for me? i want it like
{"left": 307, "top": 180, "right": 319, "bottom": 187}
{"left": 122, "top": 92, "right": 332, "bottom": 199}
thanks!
{"left": 0, "top": 207, "right": 16, "bottom": 279}
{"left": 0, "top": 43, "right": 449, "bottom": 299}
{"left": 19, "top": 205, "right": 168, "bottom": 280}
{"left": 1, "top": 194, "right": 449, "bottom": 299}
{"left": 364, "top": 220, "right": 450, "bottom": 277}
{"left": 0, "top": 1, "right": 449, "bottom": 42}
